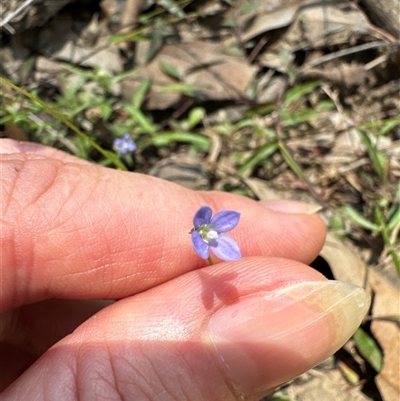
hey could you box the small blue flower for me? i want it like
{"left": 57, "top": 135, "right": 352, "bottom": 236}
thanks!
{"left": 190, "top": 206, "right": 242, "bottom": 261}
{"left": 113, "top": 134, "right": 137, "bottom": 154}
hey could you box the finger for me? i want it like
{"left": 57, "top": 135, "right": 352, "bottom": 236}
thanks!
{"left": 0, "top": 299, "right": 110, "bottom": 391}
{"left": 1, "top": 258, "right": 370, "bottom": 401}
{"left": 1, "top": 148, "right": 326, "bottom": 311}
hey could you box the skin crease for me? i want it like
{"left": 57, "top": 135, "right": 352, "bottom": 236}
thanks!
{"left": 0, "top": 138, "right": 330, "bottom": 400}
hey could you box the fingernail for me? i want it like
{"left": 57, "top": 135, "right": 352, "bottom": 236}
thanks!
{"left": 260, "top": 200, "right": 322, "bottom": 215}
{"left": 207, "top": 281, "right": 370, "bottom": 396}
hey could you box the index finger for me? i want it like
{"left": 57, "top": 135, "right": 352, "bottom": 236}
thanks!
{"left": 1, "top": 145, "right": 326, "bottom": 311}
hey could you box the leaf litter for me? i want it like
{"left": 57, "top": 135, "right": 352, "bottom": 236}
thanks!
{"left": 1, "top": 0, "right": 399, "bottom": 400}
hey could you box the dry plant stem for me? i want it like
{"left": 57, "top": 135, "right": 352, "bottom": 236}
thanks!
{"left": 119, "top": 0, "right": 144, "bottom": 51}
{"left": 248, "top": 36, "right": 269, "bottom": 64}
{"left": 365, "top": 315, "right": 400, "bottom": 325}
{"left": 205, "top": 133, "right": 222, "bottom": 165}
{"left": 169, "top": 99, "right": 194, "bottom": 122}
{"left": 364, "top": 54, "right": 389, "bottom": 70}
{"left": 215, "top": 166, "right": 265, "bottom": 200}
{"left": 202, "top": 116, "right": 222, "bottom": 165}
{"left": 302, "top": 41, "right": 396, "bottom": 69}
{"left": 0, "top": 0, "right": 36, "bottom": 28}
{"left": 321, "top": 84, "right": 343, "bottom": 113}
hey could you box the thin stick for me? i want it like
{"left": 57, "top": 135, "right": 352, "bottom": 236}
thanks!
{"left": 302, "top": 41, "right": 395, "bottom": 69}
{"left": 1, "top": 0, "right": 37, "bottom": 28}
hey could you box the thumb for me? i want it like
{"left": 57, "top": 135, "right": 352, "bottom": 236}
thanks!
{"left": 2, "top": 258, "right": 370, "bottom": 401}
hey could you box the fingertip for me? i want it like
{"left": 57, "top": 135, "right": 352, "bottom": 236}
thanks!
{"left": 207, "top": 280, "right": 369, "bottom": 397}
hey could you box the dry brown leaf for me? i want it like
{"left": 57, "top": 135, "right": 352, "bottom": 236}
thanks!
{"left": 299, "top": 64, "right": 367, "bottom": 87}
{"left": 50, "top": 37, "right": 122, "bottom": 73}
{"left": 323, "top": 119, "right": 365, "bottom": 166}
{"left": 231, "top": 0, "right": 304, "bottom": 42}
{"left": 369, "top": 267, "right": 400, "bottom": 401}
{"left": 122, "top": 42, "right": 255, "bottom": 109}
{"left": 149, "top": 156, "right": 210, "bottom": 190}
{"left": 258, "top": 0, "right": 372, "bottom": 70}
{"left": 320, "top": 234, "right": 400, "bottom": 401}
{"left": 297, "top": 1, "right": 370, "bottom": 48}
{"left": 360, "top": 0, "right": 400, "bottom": 38}
{"left": 319, "top": 233, "right": 369, "bottom": 289}
{"left": 242, "top": 177, "right": 285, "bottom": 200}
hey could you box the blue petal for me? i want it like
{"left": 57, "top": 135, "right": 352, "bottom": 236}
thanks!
{"left": 211, "top": 235, "right": 241, "bottom": 261}
{"left": 113, "top": 134, "right": 136, "bottom": 154}
{"left": 193, "top": 206, "right": 212, "bottom": 228}
{"left": 114, "top": 138, "right": 123, "bottom": 147}
{"left": 128, "top": 143, "right": 137, "bottom": 151}
{"left": 210, "top": 210, "right": 240, "bottom": 233}
{"left": 191, "top": 230, "right": 210, "bottom": 259}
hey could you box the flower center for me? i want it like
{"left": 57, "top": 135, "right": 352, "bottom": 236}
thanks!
{"left": 206, "top": 230, "right": 218, "bottom": 241}
{"left": 198, "top": 225, "right": 219, "bottom": 244}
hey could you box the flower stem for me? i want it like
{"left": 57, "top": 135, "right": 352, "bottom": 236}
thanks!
{"left": 207, "top": 256, "right": 214, "bottom": 265}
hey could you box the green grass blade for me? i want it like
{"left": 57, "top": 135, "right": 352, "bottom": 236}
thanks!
{"left": 159, "top": 61, "right": 181, "bottom": 80}
{"left": 360, "top": 130, "right": 387, "bottom": 183}
{"left": 353, "top": 328, "right": 383, "bottom": 372}
{"left": 152, "top": 132, "right": 211, "bottom": 151}
{"left": 387, "top": 203, "right": 400, "bottom": 231}
{"left": 125, "top": 106, "right": 158, "bottom": 135}
{"left": 132, "top": 79, "right": 152, "bottom": 109}
{"left": 157, "top": 83, "right": 203, "bottom": 95}
{"left": 341, "top": 205, "right": 381, "bottom": 232}
{"left": 277, "top": 140, "right": 308, "bottom": 182}
{"left": 238, "top": 142, "right": 278, "bottom": 175}
{"left": 357, "top": 116, "right": 400, "bottom": 132}
{"left": 375, "top": 206, "right": 400, "bottom": 275}
{"left": 0, "top": 77, "right": 126, "bottom": 170}
{"left": 265, "top": 395, "right": 291, "bottom": 401}
{"left": 280, "top": 107, "right": 321, "bottom": 127}
{"left": 186, "top": 107, "right": 205, "bottom": 130}
{"left": 284, "top": 81, "right": 321, "bottom": 106}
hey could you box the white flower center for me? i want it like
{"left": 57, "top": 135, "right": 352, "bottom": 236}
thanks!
{"left": 198, "top": 225, "right": 219, "bottom": 244}
{"left": 206, "top": 230, "right": 218, "bottom": 241}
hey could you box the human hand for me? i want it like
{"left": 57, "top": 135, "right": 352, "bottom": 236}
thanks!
{"left": 0, "top": 139, "right": 370, "bottom": 401}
